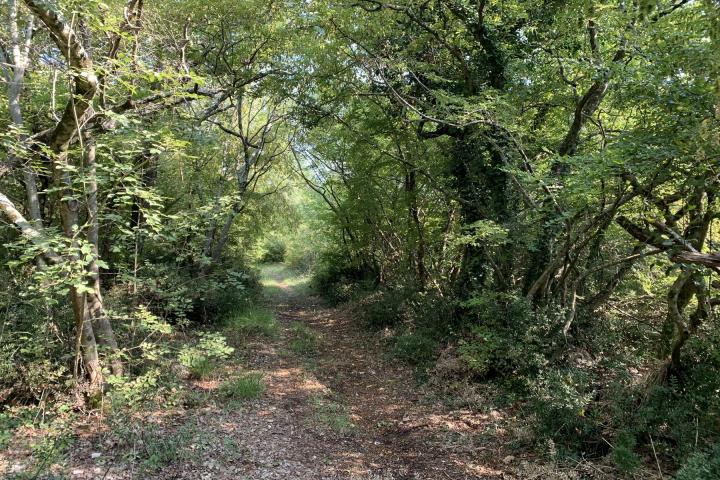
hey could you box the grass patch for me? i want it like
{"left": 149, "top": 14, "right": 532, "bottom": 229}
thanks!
{"left": 289, "top": 321, "right": 320, "bottom": 356}
{"left": 312, "top": 396, "right": 355, "bottom": 434}
{"left": 220, "top": 373, "right": 265, "bottom": 400}
{"left": 104, "top": 413, "right": 230, "bottom": 475}
{"left": 187, "top": 357, "right": 216, "bottom": 380}
{"left": 181, "top": 388, "right": 211, "bottom": 408}
{"left": 132, "top": 421, "right": 205, "bottom": 474}
{"left": 262, "top": 284, "right": 285, "bottom": 300}
{"left": 224, "top": 306, "right": 278, "bottom": 338}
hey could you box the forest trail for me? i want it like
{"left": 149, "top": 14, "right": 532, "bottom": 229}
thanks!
{"left": 0, "top": 263, "right": 560, "bottom": 480}
{"left": 5, "top": 265, "right": 519, "bottom": 479}
{"left": 240, "top": 264, "right": 508, "bottom": 479}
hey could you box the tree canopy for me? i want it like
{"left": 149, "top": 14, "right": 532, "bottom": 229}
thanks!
{"left": 1, "top": 0, "right": 719, "bottom": 477}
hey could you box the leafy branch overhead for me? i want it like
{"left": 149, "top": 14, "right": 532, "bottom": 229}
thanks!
{"left": 0, "top": 0, "right": 719, "bottom": 477}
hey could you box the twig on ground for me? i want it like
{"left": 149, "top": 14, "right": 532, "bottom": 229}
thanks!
{"left": 649, "top": 434, "right": 663, "bottom": 479}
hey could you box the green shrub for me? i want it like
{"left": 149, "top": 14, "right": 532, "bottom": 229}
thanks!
{"left": 107, "top": 369, "right": 163, "bottom": 408}
{"left": 285, "top": 243, "right": 317, "bottom": 273}
{"left": 0, "top": 283, "right": 72, "bottom": 406}
{"left": 178, "top": 332, "right": 234, "bottom": 379}
{"left": 207, "top": 267, "right": 262, "bottom": 317}
{"left": 612, "top": 431, "right": 642, "bottom": 474}
{"left": 457, "top": 325, "right": 501, "bottom": 378}
{"left": 676, "top": 444, "right": 720, "bottom": 480}
{"left": 362, "top": 289, "right": 406, "bottom": 329}
{"left": 310, "top": 251, "right": 375, "bottom": 305}
{"left": 119, "top": 260, "right": 261, "bottom": 326}
{"left": 404, "top": 292, "right": 456, "bottom": 332}
{"left": 220, "top": 373, "right": 265, "bottom": 400}
{"left": 260, "top": 239, "right": 287, "bottom": 263}
{"left": 530, "top": 368, "right": 605, "bottom": 457}
{"left": 392, "top": 330, "right": 439, "bottom": 368}
{"left": 457, "top": 292, "right": 561, "bottom": 382}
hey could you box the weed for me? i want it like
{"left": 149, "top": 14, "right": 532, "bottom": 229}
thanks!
{"left": 222, "top": 437, "right": 245, "bottom": 461}
{"left": 676, "top": 444, "right": 720, "bottom": 480}
{"left": 612, "top": 431, "right": 642, "bottom": 474}
{"left": 186, "top": 356, "right": 215, "bottom": 380}
{"left": 220, "top": 373, "right": 265, "bottom": 400}
{"left": 392, "top": 330, "right": 439, "bottom": 368}
{"left": 5, "top": 415, "right": 73, "bottom": 480}
{"left": 109, "top": 418, "right": 203, "bottom": 474}
{"left": 225, "top": 306, "right": 279, "bottom": 338}
{"left": 178, "top": 332, "right": 234, "bottom": 380}
{"left": 312, "top": 396, "right": 355, "bottom": 434}
{"left": 289, "top": 322, "right": 320, "bottom": 356}
{"left": 181, "top": 389, "right": 211, "bottom": 408}
{"left": 142, "top": 433, "right": 182, "bottom": 471}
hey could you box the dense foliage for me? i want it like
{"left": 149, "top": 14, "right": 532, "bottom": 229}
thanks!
{"left": 292, "top": 0, "right": 720, "bottom": 474}
{"left": 1, "top": 0, "right": 719, "bottom": 476}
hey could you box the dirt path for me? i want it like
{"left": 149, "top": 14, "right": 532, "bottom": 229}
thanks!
{"left": 230, "top": 265, "right": 506, "bottom": 479}
{"left": 3, "top": 266, "right": 516, "bottom": 479}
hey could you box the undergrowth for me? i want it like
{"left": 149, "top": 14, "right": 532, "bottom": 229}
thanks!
{"left": 220, "top": 373, "right": 265, "bottom": 400}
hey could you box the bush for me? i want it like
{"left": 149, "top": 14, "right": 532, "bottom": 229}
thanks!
{"left": 676, "top": 445, "right": 720, "bottom": 480}
{"left": 0, "top": 273, "right": 73, "bottom": 406}
{"left": 117, "top": 261, "right": 261, "bottom": 326}
{"left": 456, "top": 292, "right": 562, "bottom": 382}
{"left": 612, "top": 430, "right": 642, "bottom": 474}
{"left": 206, "top": 267, "right": 262, "bottom": 317}
{"left": 260, "top": 239, "right": 286, "bottom": 263}
{"left": 530, "top": 368, "right": 606, "bottom": 457}
{"left": 285, "top": 243, "right": 317, "bottom": 273}
{"left": 310, "top": 251, "right": 375, "bottom": 305}
{"left": 178, "top": 332, "right": 234, "bottom": 380}
{"left": 392, "top": 330, "right": 439, "bottom": 368}
{"left": 457, "top": 325, "right": 502, "bottom": 378}
{"left": 362, "top": 289, "right": 406, "bottom": 329}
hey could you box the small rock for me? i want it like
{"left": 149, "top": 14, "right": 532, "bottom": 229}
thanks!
{"left": 91, "top": 452, "right": 102, "bottom": 459}
{"left": 503, "top": 455, "right": 515, "bottom": 464}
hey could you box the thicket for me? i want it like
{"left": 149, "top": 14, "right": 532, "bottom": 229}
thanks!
{"left": 0, "top": 0, "right": 294, "bottom": 423}
{"left": 297, "top": 0, "right": 720, "bottom": 476}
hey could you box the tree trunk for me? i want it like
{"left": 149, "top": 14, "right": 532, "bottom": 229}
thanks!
{"left": 5, "top": 1, "right": 41, "bottom": 231}
{"left": 211, "top": 202, "right": 242, "bottom": 264}
{"left": 84, "top": 133, "right": 123, "bottom": 376}
{"left": 405, "top": 166, "right": 426, "bottom": 290}
{"left": 71, "top": 286, "right": 103, "bottom": 390}
{"left": 22, "top": 0, "right": 104, "bottom": 392}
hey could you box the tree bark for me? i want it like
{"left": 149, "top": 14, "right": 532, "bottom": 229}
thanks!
{"left": 0, "top": 192, "right": 60, "bottom": 262}
{"left": 84, "top": 133, "right": 123, "bottom": 376}
{"left": 5, "top": 1, "right": 42, "bottom": 231}
{"left": 22, "top": 0, "right": 105, "bottom": 391}
{"left": 405, "top": 166, "right": 426, "bottom": 290}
